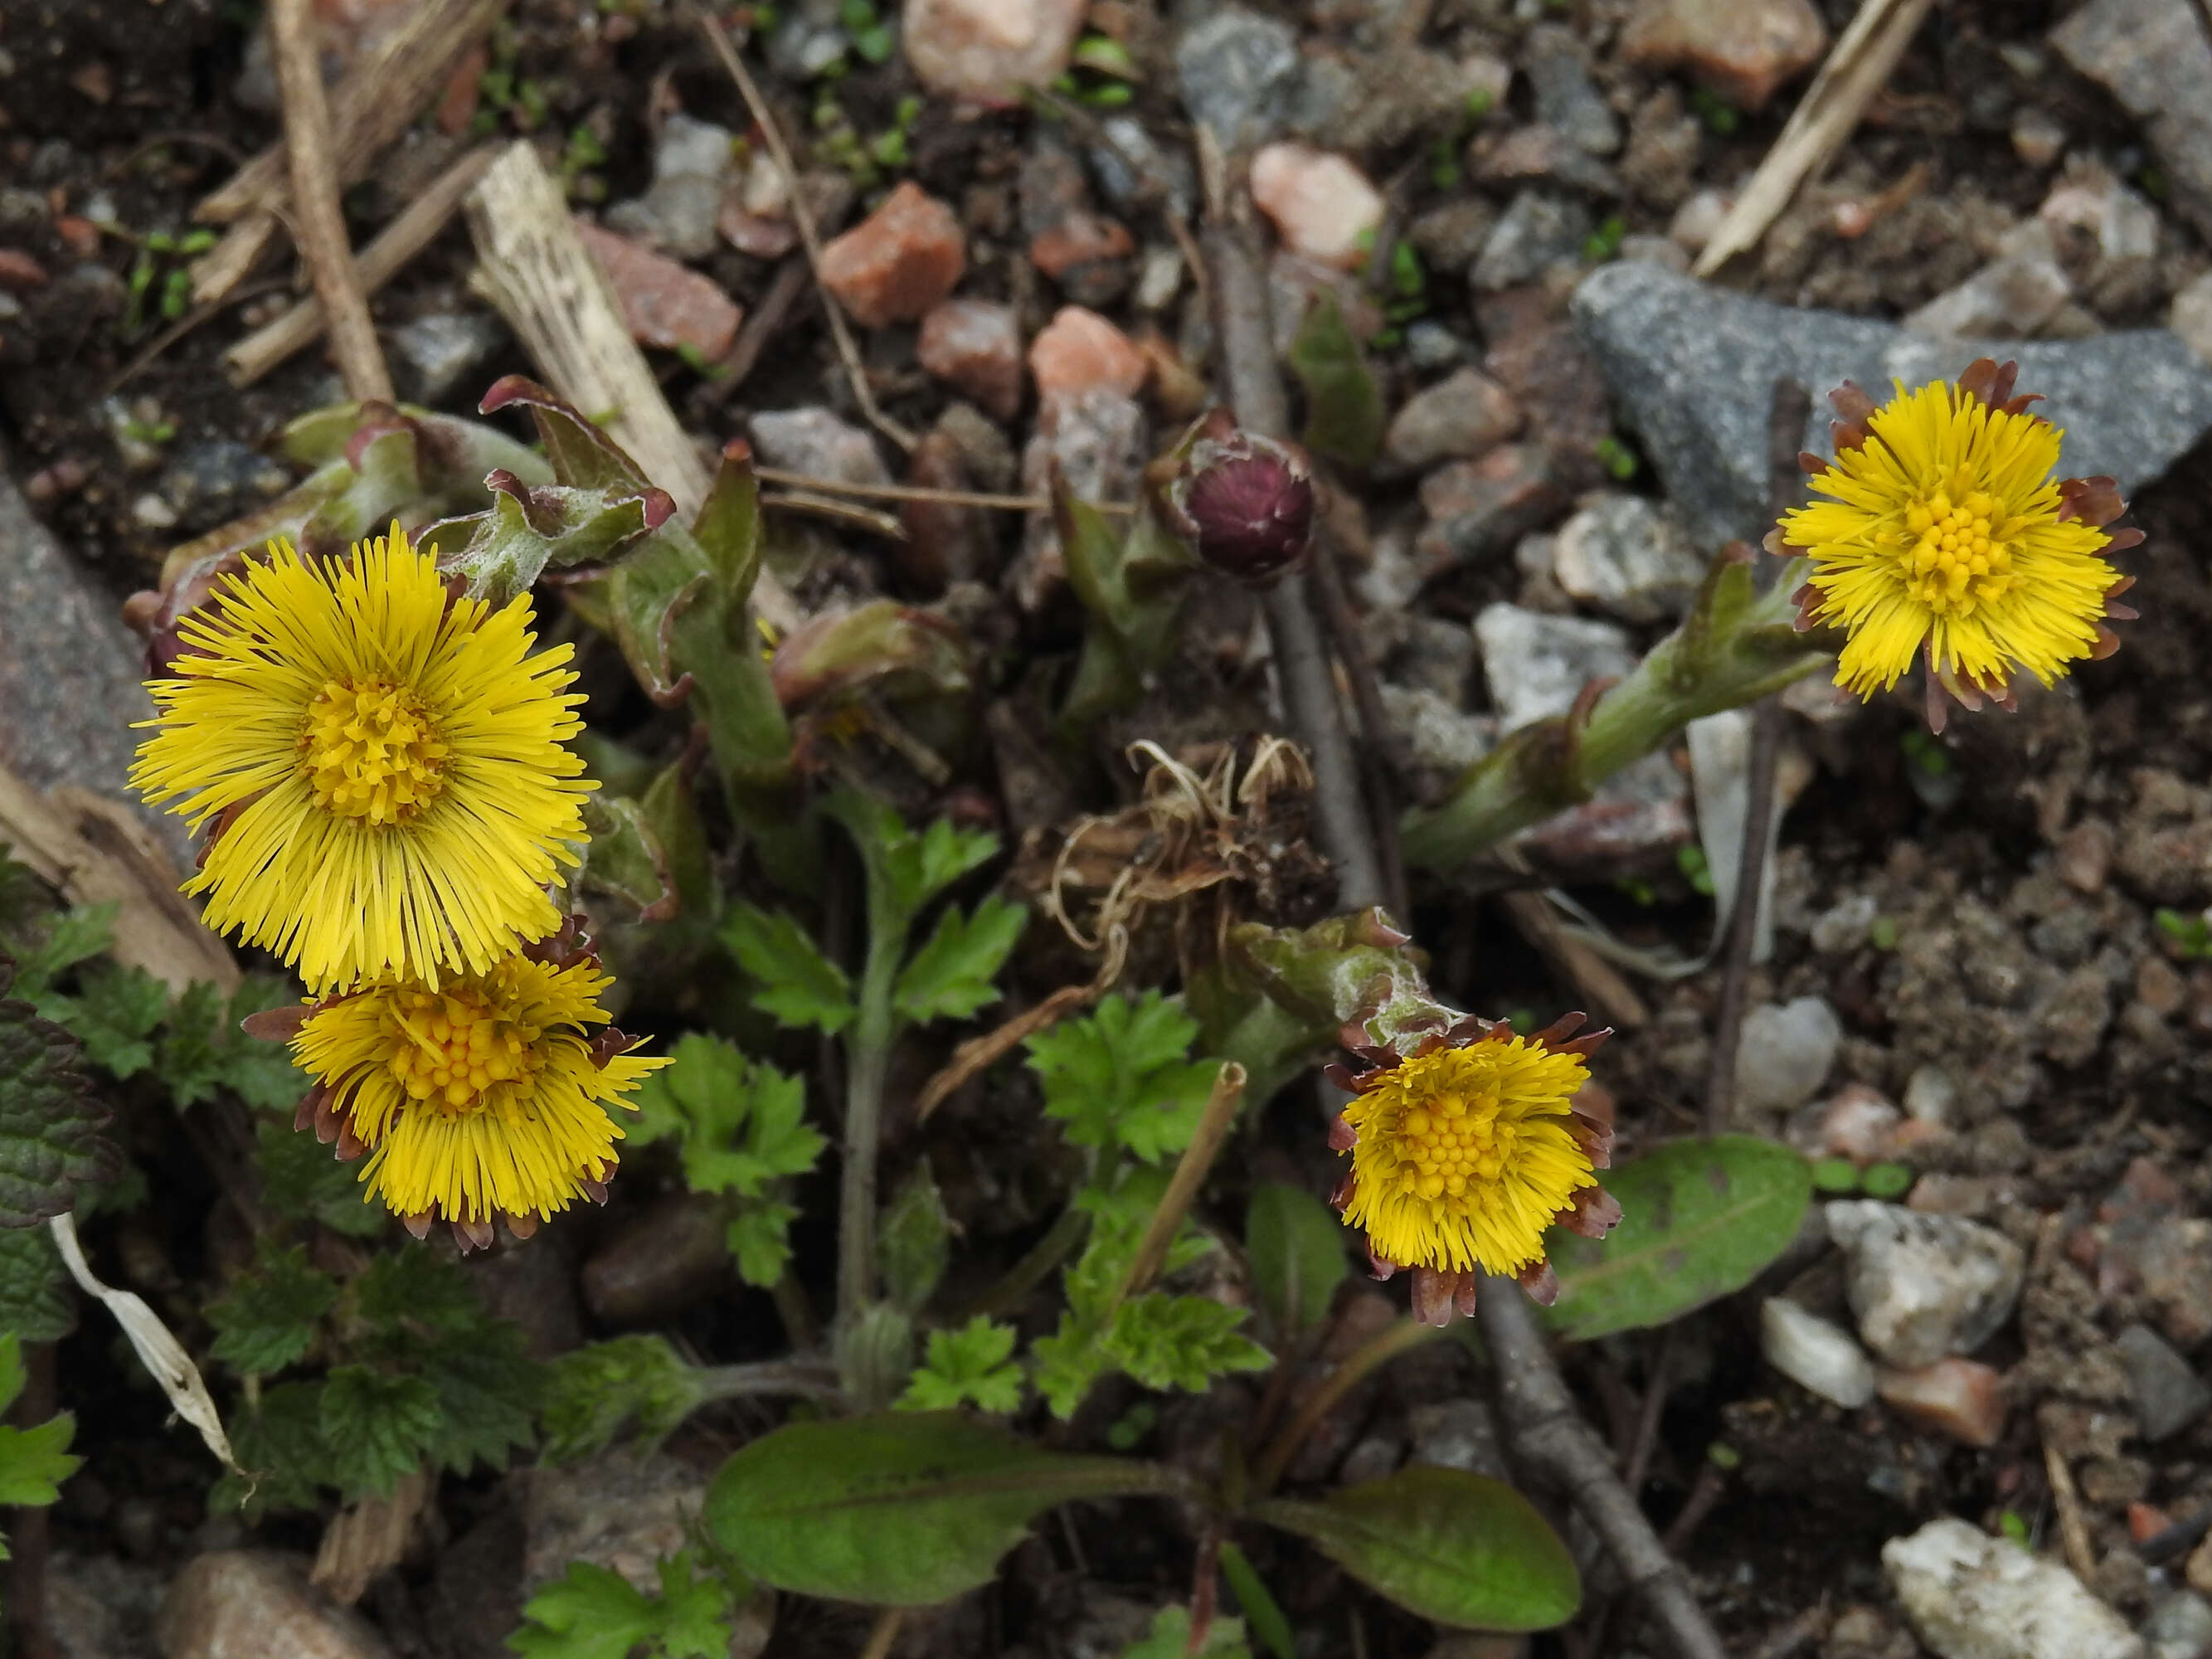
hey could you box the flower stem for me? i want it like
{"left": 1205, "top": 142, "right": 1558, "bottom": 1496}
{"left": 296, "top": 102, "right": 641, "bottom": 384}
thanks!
{"left": 1399, "top": 553, "right": 1830, "bottom": 873}
{"left": 1249, "top": 1316, "right": 1444, "bottom": 1496}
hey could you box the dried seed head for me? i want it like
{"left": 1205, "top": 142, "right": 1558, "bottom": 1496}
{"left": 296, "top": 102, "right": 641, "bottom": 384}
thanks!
{"left": 1166, "top": 424, "right": 1316, "bottom": 588}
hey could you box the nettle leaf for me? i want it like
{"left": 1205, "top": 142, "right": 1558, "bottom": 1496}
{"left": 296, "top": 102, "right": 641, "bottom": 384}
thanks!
{"left": 355, "top": 1245, "right": 483, "bottom": 1340}
{"left": 508, "top": 1550, "right": 742, "bottom": 1659}
{"left": 206, "top": 1244, "right": 338, "bottom": 1377}
{"left": 719, "top": 904, "right": 854, "bottom": 1034}
{"left": 0, "top": 900, "right": 115, "bottom": 1003}
{"left": 897, "top": 1316, "right": 1023, "bottom": 1413}
{"left": 216, "top": 1379, "right": 333, "bottom": 1517}
{"left": 318, "top": 1365, "right": 444, "bottom": 1500}
{"left": 1544, "top": 1135, "right": 1812, "bottom": 1343}
{"left": 0, "top": 965, "right": 116, "bottom": 1226}
{"left": 255, "top": 1114, "right": 382, "bottom": 1237}
{"left": 0, "top": 1333, "right": 80, "bottom": 1525}
{"left": 36, "top": 961, "right": 168, "bottom": 1080}
{"left": 1028, "top": 992, "right": 1220, "bottom": 1164}
{"left": 705, "top": 1412, "right": 1174, "bottom": 1606}
{"left": 1252, "top": 1467, "right": 1579, "bottom": 1632}
{"left": 892, "top": 896, "right": 1024, "bottom": 1025}
{"left": 541, "top": 1335, "right": 708, "bottom": 1464}
{"left": 420, "top": 1320, "right": 544, "bottom": 1477}
{"left": 0, "top": 1227, "right": 75, "bottom": 1344}
{"left": 1246, "top": 1182, "right": 1349, "bottom": 1343}
{"left": 630, "top": 1034, "right": 824, "bottom": 1204}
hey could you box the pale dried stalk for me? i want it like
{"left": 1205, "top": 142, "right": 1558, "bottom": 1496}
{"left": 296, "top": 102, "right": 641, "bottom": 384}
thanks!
{"left": 1692, "top": 0, "right": 1938, "bottom": 278}
{"left": 462, "top": 140, "right": 802, "bottom": 632}
{"left": 1106, "top": 1063, "right": 1247, "bottom": 1312}
{"left": 693, "top": 7, "right": 919, "bottom": 453}
{"left": 226, "top": 146, "right": 495, "bottom": 387}
{"left": 191, "top": 0, "right": 505, "bottom": 303}
{"left": 313, "top": 1467, "right": 435, "bottom": 1604}
{"left": 270, "top": 0, "right": 394, "bottom": 401}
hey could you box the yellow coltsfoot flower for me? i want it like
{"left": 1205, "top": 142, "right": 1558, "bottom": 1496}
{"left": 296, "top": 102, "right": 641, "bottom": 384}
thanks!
{"left": 1326, "top": 1013, "right": 1620, "bottom": 1327}
{"left": 271, "top": 940, "right": 668, "bottom": 1249}
{"left": 1775, "top": 358, "right": 2141, "bottom": 731}
{"left": 131, "top": 528, "right": 592, "bottom": 991}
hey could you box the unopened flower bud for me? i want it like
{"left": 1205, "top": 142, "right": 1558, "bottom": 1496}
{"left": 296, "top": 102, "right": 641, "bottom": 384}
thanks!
{"left": 1166, "top": 425, "right": 1315, "bottom": 587}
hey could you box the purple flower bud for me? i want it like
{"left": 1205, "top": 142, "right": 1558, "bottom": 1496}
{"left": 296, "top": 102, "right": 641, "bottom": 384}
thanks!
{"left": 1166, "top": 427, "right": 1316, "bottom": 587}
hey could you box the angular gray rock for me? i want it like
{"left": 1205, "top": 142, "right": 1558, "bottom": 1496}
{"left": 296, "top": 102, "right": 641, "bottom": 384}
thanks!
{"left": 1174, "top": 9, "right": 1300, "bottom": 154}
{"left": 1883, "top": 1517, "right": 2143, "bottom": 1659}
{"left": 2115, "top": 1322, "right": 2212, "bottom": 1442}
{"left": 1525, "top": 24, "right": 1621, "bottom": 156}
{"left": 1475, "top": 603, "right": 1635, "bottom": 730}
{"left": 1573, "top": 260, "right": 2212, "bottom": 552}
{"left": 748, "top": 407, "right": 892, "bottom": 485}
{"left": 2053, "top": 0, "right": 2212, "bottom": 247}
{"left": 1474, "top": 191, "right": 1593, "bottom": 290}
{"left": 1826, "top": 1201, "right": 2026, "bottom": 1370}
{"left": 1549, "top": 494, "right": 1708, "bottom": 622}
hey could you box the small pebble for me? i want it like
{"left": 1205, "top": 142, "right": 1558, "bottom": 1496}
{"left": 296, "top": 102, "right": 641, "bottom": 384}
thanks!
{"left": 1876, "top": 1358, "right": 2007, "bottom": 1447}
{"left": 1762, "top": 1297, "right": 1876, "bottom": 1408}
{"left": 1248, "top": 142, "right": 1386, "bottom": 271}
{"left": 817, "top": 181, "right": 966, "bottom": 328}
{"left": 1027, "top": 306, "right": 1148, "bottom": 404}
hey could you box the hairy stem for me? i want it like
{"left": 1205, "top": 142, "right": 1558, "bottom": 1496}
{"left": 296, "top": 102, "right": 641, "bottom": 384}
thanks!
{"left": 837, "top": 921, "right": 904, "bottom": 1329}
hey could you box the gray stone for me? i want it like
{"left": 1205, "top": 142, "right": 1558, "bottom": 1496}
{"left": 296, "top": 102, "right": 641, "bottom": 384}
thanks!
{"left": 2169, "top": 269, "right": 2212, "bottom": 367}
{"left": 1408, "top": 198, "right": 1498, "bottom": 271}
{"left": 1283, "top": 53, "right": 1359, "bottom": 140}
{"left": 1382, "top": 684, "right": 1496, "bottom": 782}
{"left": 1473, "top": 191, "right": 1593, "bottom": 289}
{"left": 391, "top": 311, "right": 509, "bottom": 406}
{"left": 604, "top": 114, "right": 736, "bottom": 260}
{"left": 1884, "top": 1516, "right": 2143, "bottom": 1659}
{"left": 1903, "top": 1065, "right": 1958, "bottom": 1126}
{"left": 2115, "top": 1322, "right": 2212, "bottom": 1442}
{"left": 1404, "top": 321, "right": 1471, "bottom": 369}
{"left": 1762, "top": 1297, "right": 1877, "bottom": 1408}
{"left": 1903, "top": 223, "right": 2075, "bottom": 341}
{"left": 1174, "top": 8, "right": 1300, "bottom": 154}
{"left": 1736, "top": 997, "right": 1841, "bottom": 1114}
{"left": 157, "top": 440, "right": 291, "bottom": 536}
{"left": 1088, "top": 115, "right": 1196, "bottom": 220}
{"left": 0, "top": 439, "right": 181, "bottom": 858}
{"left": 1525, "top": 23, "right": 1621, "bottom": 155}
{"left": 1826, "top": 1201, "right": 2027, "bottom": 1370}
{"left": 1572, "top": 260, "right": 2212, "bottom": 552}
{"left": 1549, "top": 494, "right": 1708, "bottom": 622}
{"left": 1474, "top": 602, "right": 1634, "bottom": 730}
{"left": 748, "top": 406, "right": 892, "bottom": 485}
{"left": 158, "top": 1553, "right": 394, "bottom": 1659}
{"left": 1014, "top": 389, "right": 1150, "bottom": 611}
{"left": 2053, "top": 0, "right": 2212, "bottom": 247}
{"left": 1405, "top": 1399, "right": 1508, "bottom": 1480}
{"left": 2143, "top": 1593, "right": 2212, "bottom": 1659}
{"left": 48, "top": 1552, "right": 162, "bottom": 1659}
{"left": 1383, "top": 368, "right": 1522, "bottom": 470}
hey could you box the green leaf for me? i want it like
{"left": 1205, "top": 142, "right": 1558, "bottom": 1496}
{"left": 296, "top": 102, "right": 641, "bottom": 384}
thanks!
{"left": 318, "top": 1366, "right": 444, "bottom": 1500}
{"left": 541, "top": 1335, "right": 709, "bottom": 1464}
{"left": 355, "top": 1246, "right": 483, "bottom": 1340}
{"left": 255, "top": 1113, "right": 383, "bottom": 1236}
{"left": 897, "top": 1316, "right": 1023, "bottom": 1413}
{"left": 420, "top": 1320, "right": 544, "bottom": 1477}
{"left": 215, "top": 1379, "right": 331, "bottom": 1516}
{"left": 153, "top": 980, "right": 229, "bottom": 1108}
{"left": 726, "top": 1203, "right": 800, "bottom": 1288}
{"left": 1096, "top": 1294, "right": 1270, "bottom": 1395}
{"left": 0, "top": 1227, "right": 75, "bottom": 1344}
{"left": 824, "top": 792, "right": 998, "bottom": 927}
{"left": 1245, "top": 1182, "right": 1349, "bottom": 1342}
{"left": 37, "top": 961, "right": 168, "bottom": 1080}
{"left": 880, "top": 1164, "right": 950, "bottom": 1314}
{"left": 0, "top": 1336, "right": 80, "bottom": 1520}
{"left": 0, "top": 901, "right": 115, "bottom": 1002}
{"left": 1544, "top": 1136, "right": 1812, "bottom": 1342}
{"left": 630, "top": 1034, "right": 824, "bottom": 1204}
{"left": 1218, "top": 1543, "right": 1293, "bottom": 1659}
{"left": 705, "top": 1413, "right": 1174, "bottom": 1605}
{"left": 577, "top": 795, "right": 679, "bottom": 923}
{"left": 206, "top": 1245, "right": 338, "bottom": 1377}
{"left": 508, "top": 1550, "right": 744, "bottom": 1659}
{"left": 1027, "top": 993, "right": 1219, "bottom": 1164}
{"left": 892, "top": 896, "right": 1024, "bottom": 1025}
{"left": 1121, "top": 1607, "right": 1250, "bottom": 1659}
{"left": 719, "top": 904, "right": 854, "bottom": 1033}
{"left": 1252, "top": 1467, "right": 1579, "bottom": 1631}
{"left": 0, "top": 965, "right": 116, "bottom": 1226}
{"left": 1286, "top": 289, "right": 1383, "bottom": 469}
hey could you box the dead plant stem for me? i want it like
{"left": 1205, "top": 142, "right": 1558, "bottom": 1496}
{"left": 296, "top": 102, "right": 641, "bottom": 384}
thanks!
{"left": 1106, "top": 1064, "right": 1247, "bottom": 1315}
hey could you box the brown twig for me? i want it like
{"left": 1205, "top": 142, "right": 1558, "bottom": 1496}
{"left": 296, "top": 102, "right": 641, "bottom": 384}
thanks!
{"left": 1744, "top": 1601, "right": 1830, "bottom": 1659}
{"left": 1305, "top": 518, "right": 1411, "bottom": 922}
{"left": 1701, "top": 378, "right": 1808, "bottom": 1136}
{"left": 693, "top": 253, "right": 811, "bottom": 408}
{"left": 270, "top": 0, "right": 394, "bottom": 401}
{"left": 1658, "top": 1458, "right": 1728, "bottom": 1558}
{"left": 1483, "top": 1281, "right": 1728, "bottom": 1659}
{"left": 693, "top": 7, "right": 918, "bottom": 452}
{"left": 1200, "top": 216, "right": 1385, "bottom": 913}
{"left": 225, "top": 145, "right": 495, "bottom": 387}
{"left": 1106, "top": 1064, "right": 1247, "bottom": 1312}
{"left": 2043, "top": 1438, "right": 2097, "bottom": 1581}
{"left": 1497, "top": 889, "right": 1650, "bottom": 1032}
{"left": 752, "top": 467, "right": 1129, "bottom": 515}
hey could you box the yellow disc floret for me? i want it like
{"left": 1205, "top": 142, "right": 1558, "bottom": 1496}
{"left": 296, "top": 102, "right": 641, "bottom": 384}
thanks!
{"left": 1337, "top": 1033, "right": 1597, "bottom": 1278}
{"left": 292, "top": 953, "right": 668, "bottom": 1228}
{"left": 131, "top": 528, "right": 593, "bottom": 992}
{"left": 1778, "top": 377, "right": 2120, "bottom": 703}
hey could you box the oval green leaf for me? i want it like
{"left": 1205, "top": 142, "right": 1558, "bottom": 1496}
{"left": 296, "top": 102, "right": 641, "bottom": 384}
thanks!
{"left": 1544, "top": 1135, "right": 1811, "bottom": 1342}
{"left": 1252, "top": 1466, "right": 1579, "bottom": 1631}
{"left": 704, "top": 1413, "right": 1178, "bottom": 1606}
{"left": 1245, "top": 1181, "right": 1350, "bottom": 1342}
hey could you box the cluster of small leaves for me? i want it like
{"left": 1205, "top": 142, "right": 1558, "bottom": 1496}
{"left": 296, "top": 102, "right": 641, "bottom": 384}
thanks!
{"left": 211, "top": 1246, "right": 545, "bottom": 1512}
{"left": 508, "top": 1550, "right": 752, "bottom": 1659}
{"left": 898, "top": 1316, "right": 1023, "bottom": 1413}
{"left": 1028, "top": 991, "right": 1220, "bottom": 1164}
{"left": 539, "top": 1335, "right": 707, "bottom": 1465}
{"left": 0, "top": 1331, "right": 81, "bottom": 1560}
{"left": 629, "top": 1034, "right": 825, "bottom": 1286}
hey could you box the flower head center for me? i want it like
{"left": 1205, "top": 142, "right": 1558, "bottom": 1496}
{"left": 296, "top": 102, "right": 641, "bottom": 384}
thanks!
{"left": 381, "top": 984, "right": 542, "bottom": 1116}
{"left": 300, "top": 676, "right": 448, "bottom": 824}
{"left": 1897, "top": 487, "right": 2020, "bottom": 618}
{"left": 1390, "top": 1088, "right": 1515, "bottom": 1201}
